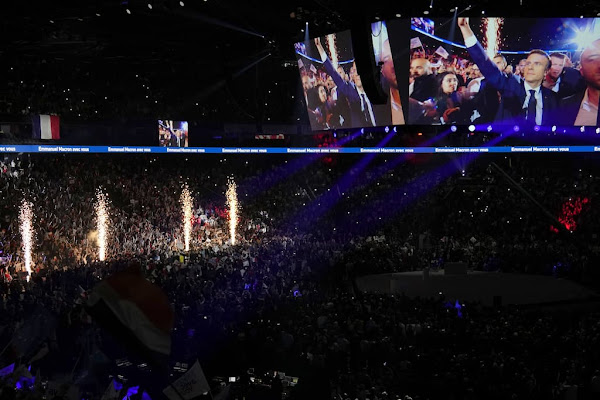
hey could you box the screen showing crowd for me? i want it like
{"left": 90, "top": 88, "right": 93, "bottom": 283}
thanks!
{"left": 294, "top": 25, "right": 405, "bottom": 132}
{"left": 408, "top": 17, "right": 600, "bottom": 126}
{"left": 158, "top": 120, "right": 188, "bottom": 147}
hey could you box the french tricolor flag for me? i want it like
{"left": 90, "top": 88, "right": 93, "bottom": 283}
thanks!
{"left": 32, "top": 115, "right": 60, "bottom": 140}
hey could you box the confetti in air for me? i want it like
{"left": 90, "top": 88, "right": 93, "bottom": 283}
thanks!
{"left": 226, "top": 178, "right": 239, "bottom": 245}
{"left": 95, "top": 189, "right": 110, "bottom": 261}
{"left": 180, "top": 186, "right": 193, "bottom": 251}
{"left": 19, "top": 200, "right": 34, "bottom": 282}
{"left": 482, "top": 18, "right": 504, "bottom": 59}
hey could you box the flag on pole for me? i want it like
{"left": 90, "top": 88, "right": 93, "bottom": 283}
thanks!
{"left": 32, "top": 115, "right": 60, "bottom": 140}
{"left": 163, "top": 360, "right": 210, "bottom": 400}
{"left": 86, "top": 263, "right": 174, "bottom": 371}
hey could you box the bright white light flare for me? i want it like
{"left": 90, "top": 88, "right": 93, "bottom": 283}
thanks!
{"left": 226, "top": 178, "right": 239, "bottom": 245}
{"left": 180, "top": 186, "right": 193, "bottom": 251}
{"left": 95, "top": 189, "right": 109, "bottom": 261}
{"left": 19, "top": 200, "right": 34, "bottom": 281}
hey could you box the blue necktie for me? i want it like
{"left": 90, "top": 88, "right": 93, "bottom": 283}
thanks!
{"left": 526, "top": 89, "right": 537, "bottom": 125}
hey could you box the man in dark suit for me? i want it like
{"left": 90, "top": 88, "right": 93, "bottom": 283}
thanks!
{"left": 409, "top": 57, "right": 437, "bottom": 102}
{"left": 558, "top": 39, "right": 600, "bottom": 126}
{"left": 463, "top": 66, "right": 501, "bottom": 124}
{"left": 543, "top": 53, "right": 584, "bottom": 99}
{"left": 457, "top": 17, "right": 560, "bottom": 126}
{"left": 314, "top": 37, "right": 376, "bottom": 128}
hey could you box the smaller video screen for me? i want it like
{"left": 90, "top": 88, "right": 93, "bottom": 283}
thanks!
{"left": 159, "top": 120, "right": 188, "bottom": 147}
{"left": 411, "top": 17, "right": 435, "bottom": 35}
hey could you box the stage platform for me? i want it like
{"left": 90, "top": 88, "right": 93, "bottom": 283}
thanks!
{"left": 355, "top": 270, "right": 599, "bottom": 306}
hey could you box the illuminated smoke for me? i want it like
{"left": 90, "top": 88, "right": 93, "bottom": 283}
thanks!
{"left": 482, "top": 18, "right": 504, "bottom": 59}
{"left": 95, "top": 189, "right": 110, "bottom": 261}
{"left": 326, "top": 33, "right": 339, "bottom": 67}
{"left": 180, "top": 186, "right": 193, "bottom": 251}
{"left": 226, "top": 178, "right": 239, "bottom": 245}
{"left": 19, "top": 200, "right": 34, "bottom": 281}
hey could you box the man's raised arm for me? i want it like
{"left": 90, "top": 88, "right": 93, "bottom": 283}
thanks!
{"left": 457, "top": 17, "right": 513, "bottom": 92}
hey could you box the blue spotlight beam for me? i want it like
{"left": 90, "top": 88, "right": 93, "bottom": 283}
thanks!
{"left": 282, "top": 131, "right": 393, "bottom": 231}
{"left": 333, "top": 128, "right": 516, "bottom": 237}
{"left": 240, "top": 130, "right": 365, "bottom": 203}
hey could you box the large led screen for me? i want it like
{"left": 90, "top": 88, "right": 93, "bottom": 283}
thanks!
{"left": 295, "top": 28, "right": 404, "bottom": 131}
{"left": 407, "top": 17, "right": 599, "bottom": 126}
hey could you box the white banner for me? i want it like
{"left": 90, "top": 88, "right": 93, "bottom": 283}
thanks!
{"left": 163, "top": 360, "right": 210, "bottom": 400}
{"left": 410, "top": 37, "right": 423, "bottom": 49}
{"left": 435, "top": 46, "right": 449, "bottom": 59}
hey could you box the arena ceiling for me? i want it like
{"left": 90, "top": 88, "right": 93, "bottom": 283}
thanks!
{"left": 1, "top": 0, "right": 599, "bottom": 121}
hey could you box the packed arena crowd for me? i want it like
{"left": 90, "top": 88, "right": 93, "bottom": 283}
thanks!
{"left": 0, "top": 153, "right": 597, "bottom": 399}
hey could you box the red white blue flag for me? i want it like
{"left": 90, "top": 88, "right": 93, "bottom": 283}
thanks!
{"left": 32, "top": 115, "right": 60, "bottom": 140}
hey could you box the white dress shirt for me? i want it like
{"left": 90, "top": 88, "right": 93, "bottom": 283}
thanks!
{"left": 357, "top": 89, "right": 376, "bottom": 126}
{"left": 574, "top": 89, "right": 599, "bottom": 126}
{"left": 522, "top": 82, "right": 543, "bottom": 125}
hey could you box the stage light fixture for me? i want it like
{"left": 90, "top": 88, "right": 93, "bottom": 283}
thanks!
{"left": 468, "top": 125, "right": 475, "bottom": 132}
{"left": 450, "top": 126, "right": 457, "bottom": 132}
{"left": 513, "top": 125, "right": 520, "bottom": 132}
